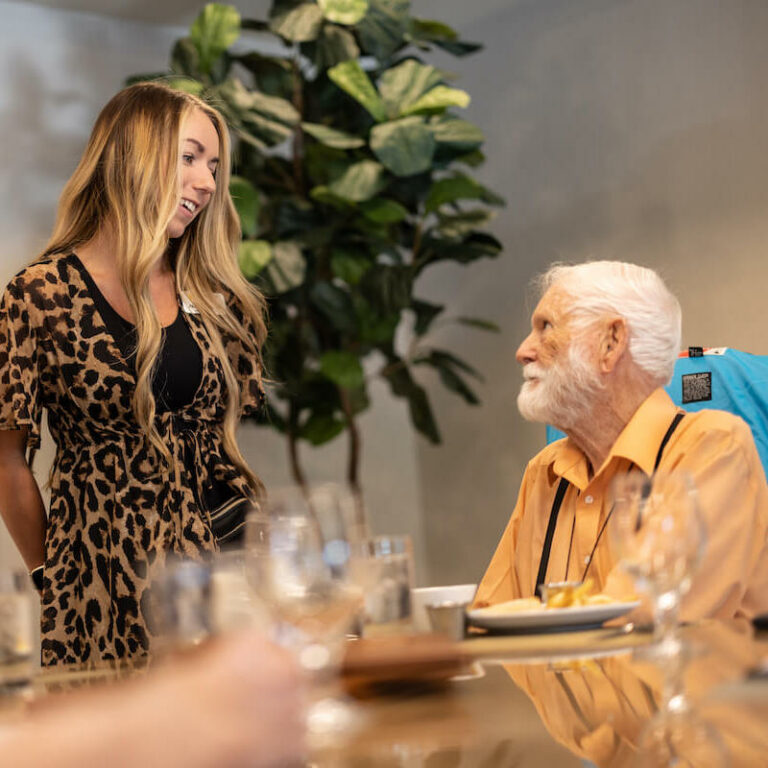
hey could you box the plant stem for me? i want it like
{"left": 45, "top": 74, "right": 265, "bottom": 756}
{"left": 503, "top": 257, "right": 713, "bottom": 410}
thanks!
{"left": 338, "top": 388, "right": 361, "bottom": 493}
{"left": 338, "top": 387, "right": 368, "bottom": 534}
{"left": 287, "top": 404, "right": 308, "bottom": 490}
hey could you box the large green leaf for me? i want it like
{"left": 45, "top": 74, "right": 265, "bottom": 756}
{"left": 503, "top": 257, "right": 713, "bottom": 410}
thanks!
{"left": 229, "top": 175, "right": 260, "bottom": 237}
{"left": 409, "top": 18, "right": 457, "bottom": 43}
{"left": 360, "top": 265, "right": 411, "bottom": 315}
{"left": 269, "top": 0, "right": 324, "bottom": 42}
{"left": 235, "top": 52, "right": 293, "bottom": 96}
{"left": 415, "top": 355, "right": 480, "bottom": 405}
{"left": 320, "top": 350, "right": 365, "bottom": 389}
{"left": 318, "top": 0, "right": 369, "bottom": 25}
{"left": 411, "top": 298, "right": 443, "bottom": 335}
{"left": 190, "top": 4, "right": 241, "bottom": 76}
{"left": 430, "top": 116, "right": 484, "bottom": 148}
{"left": 250, "top": 92, "right": 300, "bottom": 125}
{"left": 171, "top": 38, "right": 201, "bottom": 78}
{"left": 437, "top": 209, "right": 494, "bottom": 239}
{"left": 370, "top": 117, "right": 435, "bottom": 176}
{"left": 263, "top": 241, "right": 306, "bottom": 292}
{"left": 239, "top": 240, "right": 273, "bottom": 279}
{"left": 328, "top": 160, "right": 385, "bottom": 201}
{"left": 353, "top": 295, "right": 400, "bottom": 345}
{"left": 306, "top": 143, "right": 350, "bottom": 185}
{"left": 377, "top": 59, "right": 442, "bottom": 117}
{"left": 434, "top": 39, "right": 483, "bottom": 57}
{"left": 301, "top": 122, "right": 365, "bottom": 149}
{"left": 214, "top": 79, "right": 298, "bottom": 146}
{"left": 310, "top": 24, "right": 360, "bottom": 68}
{"left": 359, "top": 198, "right": 408, "bottom": 223}
{"left": 410, "top": 18, "right": 483, "bottom": 57}
{"left": 417, "top": 231, "right": 502, "bottom": 273}
{"left": 357, "top": 0, "right": 409, "bottom": 61}
{"left": 309, "top": 186, "right": 354, "bottom": 210}
{"left": 310, "top": 282, "right": 358, "bottom": 332}
{"left": 425, "top": 173, "right": 504, "bottom": 213}
{"left": 426, "top": 174, "right": 482, "bottom": 212}
{"left": 402, "top": 86, "right": 470, "bottom": 115}
{"left": 330, "top": 247, "right": 371, "bottom": 284}
{"left": 165, "top": 77, "right": 205, "bottom": 97}
{"left": 299, "top": 412, "right": 346, "bottom": 445}
{"left": 327, "top": 60, "right": 387, "bottom": 122}
{"left": 383, "top": 362, "right": 440, "bottom": 443}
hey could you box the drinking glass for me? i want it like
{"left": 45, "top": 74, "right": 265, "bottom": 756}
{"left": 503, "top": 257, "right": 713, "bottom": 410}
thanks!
{"left": 0, "top": 570, "right": 35, "bottom": 694}
{"left": 610, "top": 471, "right": 724, "bottom": 766}
{"left": 358, "top": 534, "right": 414, "bottom": 636}
{"left": 245, "top": 484, "right": 365, "bottom": 737}
{"left": 609, "top": 470, "right": 706, "bottom": 650}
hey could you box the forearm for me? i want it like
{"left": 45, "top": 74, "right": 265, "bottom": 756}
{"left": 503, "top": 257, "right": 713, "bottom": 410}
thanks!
{"left": 0, "top": 458, "right": 46, "bottom": 570}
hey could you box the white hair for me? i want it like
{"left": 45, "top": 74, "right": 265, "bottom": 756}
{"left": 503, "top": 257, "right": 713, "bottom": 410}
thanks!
{"left": 539, "top": 261, "right": 682, "bottom": 385}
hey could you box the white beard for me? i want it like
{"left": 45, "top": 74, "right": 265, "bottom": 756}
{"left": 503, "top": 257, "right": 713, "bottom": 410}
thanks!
{"left": 517, "top": 344, "right": 604, "bottom": 431}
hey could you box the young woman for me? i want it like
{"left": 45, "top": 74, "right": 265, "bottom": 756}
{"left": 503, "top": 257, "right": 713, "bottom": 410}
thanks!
{"left": 0, "top": 82, "right": 267, "bottom": 665}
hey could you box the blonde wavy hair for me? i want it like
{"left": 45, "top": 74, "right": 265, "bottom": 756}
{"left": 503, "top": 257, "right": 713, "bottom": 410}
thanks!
{"left": 38, "top": 81, "right": 266, "bottom": 494}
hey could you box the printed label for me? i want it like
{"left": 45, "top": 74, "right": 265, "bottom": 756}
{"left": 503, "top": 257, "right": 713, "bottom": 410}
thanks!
{"left": 682, "top": 372, "right": 712, "bottom": 404}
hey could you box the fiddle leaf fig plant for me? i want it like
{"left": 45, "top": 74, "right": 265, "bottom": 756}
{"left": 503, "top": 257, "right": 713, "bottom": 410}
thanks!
{"left": 128, "top": 1, "right": 503, "bottom": 493}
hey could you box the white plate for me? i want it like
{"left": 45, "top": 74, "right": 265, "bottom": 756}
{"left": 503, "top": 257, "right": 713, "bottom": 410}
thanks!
{"left": 467, "top": 601, "right": 640, "bottom": 632}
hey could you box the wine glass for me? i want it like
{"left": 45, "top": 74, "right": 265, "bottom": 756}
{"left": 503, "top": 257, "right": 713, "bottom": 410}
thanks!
{"left": 245, "top": 484, "right": 365, "bottom": 738}
{"left": 609, "top": 470, "right": 706, "bottom": 652}
{"left": 609, "top": 471, "right": 724, "bottom": 766}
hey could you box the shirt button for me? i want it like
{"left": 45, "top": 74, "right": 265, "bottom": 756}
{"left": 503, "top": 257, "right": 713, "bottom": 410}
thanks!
{"left": 585, "top": 495, "right": 594, "bottom": 504}
{"left": 583, "top": 556, "right": 591, "bottom": 565}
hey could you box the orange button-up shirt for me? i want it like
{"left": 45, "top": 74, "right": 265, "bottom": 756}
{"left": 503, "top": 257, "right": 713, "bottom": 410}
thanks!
{"left": 475, "top": 389, "right": 768, "bottom": 621}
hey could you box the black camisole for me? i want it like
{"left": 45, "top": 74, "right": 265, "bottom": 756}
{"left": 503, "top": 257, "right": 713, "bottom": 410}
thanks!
{"left": 71, "top": 254, "right": 203, "bottom": 412}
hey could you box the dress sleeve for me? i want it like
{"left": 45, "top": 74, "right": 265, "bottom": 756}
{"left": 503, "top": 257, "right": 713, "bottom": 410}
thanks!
{"left": 0, "top": 275, "right": 43, "bottom": 448}
{"left": 221, "top": 291, "right": 266, "bottom": 419}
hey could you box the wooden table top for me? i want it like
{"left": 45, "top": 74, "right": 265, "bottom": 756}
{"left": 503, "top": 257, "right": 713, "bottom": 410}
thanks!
{"left": 5, "top": 621, "right": 768, "bottom": 768}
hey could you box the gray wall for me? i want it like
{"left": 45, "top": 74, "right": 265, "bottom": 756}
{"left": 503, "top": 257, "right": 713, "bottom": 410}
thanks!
{"left": 3, "top": 0, "right": 768, "bottom": 591}
{"left": 412, "top": 0, "right": 768, "bottom": 584}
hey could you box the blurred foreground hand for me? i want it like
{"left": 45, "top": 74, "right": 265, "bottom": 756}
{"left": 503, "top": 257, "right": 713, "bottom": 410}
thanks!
{"left": 2, "top": 631, "right": 306, "bottom": 768}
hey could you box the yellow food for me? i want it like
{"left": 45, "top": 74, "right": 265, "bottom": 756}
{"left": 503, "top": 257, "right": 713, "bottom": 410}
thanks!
{"left": 478, "top": 597, "right": 543, "bottom": 615}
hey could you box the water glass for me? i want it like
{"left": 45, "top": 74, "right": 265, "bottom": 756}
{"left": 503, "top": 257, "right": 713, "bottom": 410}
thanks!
{"left": 245, "top": 484, "right": 366, "bottom": 737}
{"left": 359, "top": 535, "right": 414, "bottom": 636}
{"left": 0, "top": 570, "right": 35, "bottom": 692}
{"left": 609, "top": 470, "right": 706, "bottom": 648}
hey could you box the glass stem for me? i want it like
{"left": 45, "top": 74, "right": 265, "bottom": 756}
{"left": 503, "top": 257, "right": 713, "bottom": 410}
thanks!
{"left": 653, "top": 588, "right": 680, "bottom": 645}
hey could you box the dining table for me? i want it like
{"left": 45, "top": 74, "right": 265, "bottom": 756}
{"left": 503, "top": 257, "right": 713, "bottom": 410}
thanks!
{"left": 4, "top": 617, "right": 767, "bottom": 767}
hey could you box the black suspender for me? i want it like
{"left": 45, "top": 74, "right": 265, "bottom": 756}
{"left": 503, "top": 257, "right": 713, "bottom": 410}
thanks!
{"left": 654, "top": 412, "right": 684, "bottom": 472}
{"left": 534, "top": 477, "right": 569, "bottom": 598}
{"left": 534, "top": 411, "right": 685, "bottom": 597}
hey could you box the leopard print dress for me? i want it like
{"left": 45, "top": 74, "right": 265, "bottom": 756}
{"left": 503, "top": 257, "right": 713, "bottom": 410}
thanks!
{"left": 0, "top": 252, "right": 264, "bottom": 666}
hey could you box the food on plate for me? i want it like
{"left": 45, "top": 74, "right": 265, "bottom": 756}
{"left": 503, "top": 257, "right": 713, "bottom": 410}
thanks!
{"left": 477, "top": 597, "right": 543, "bottom": 615}
{"left": 474, "top": 582, "right": 636, "bottom": 616}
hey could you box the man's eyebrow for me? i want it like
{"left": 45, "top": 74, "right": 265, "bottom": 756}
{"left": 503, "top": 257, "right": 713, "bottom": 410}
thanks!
{"left": 184, "top": 138, "right": 219, "bottom": 164}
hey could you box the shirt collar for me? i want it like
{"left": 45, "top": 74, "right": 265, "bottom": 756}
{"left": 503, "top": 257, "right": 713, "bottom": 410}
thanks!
{"left": 549, "top": 388, "right": 679, "bottom": 486}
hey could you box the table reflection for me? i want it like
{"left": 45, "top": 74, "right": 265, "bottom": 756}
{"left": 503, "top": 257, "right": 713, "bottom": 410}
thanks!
{"left": 2, "top": 621, "right": 766, "bottom": 767}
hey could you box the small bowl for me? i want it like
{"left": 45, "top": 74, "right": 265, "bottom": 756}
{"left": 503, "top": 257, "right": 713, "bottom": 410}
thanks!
{"left": 425, "top": 600, "right": 470, "bottom": 641}
{"left": 411, "top": 584, "right": 477, "bottom": 633}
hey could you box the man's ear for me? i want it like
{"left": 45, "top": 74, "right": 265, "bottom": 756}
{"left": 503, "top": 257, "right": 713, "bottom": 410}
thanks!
{"left": 599, "top": 317, "right": 628, "bottom": 373}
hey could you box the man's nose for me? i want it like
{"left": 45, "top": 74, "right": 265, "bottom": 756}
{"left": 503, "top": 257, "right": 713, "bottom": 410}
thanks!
{"left": 516, "top": 333, "right": 536, "bottom": 365}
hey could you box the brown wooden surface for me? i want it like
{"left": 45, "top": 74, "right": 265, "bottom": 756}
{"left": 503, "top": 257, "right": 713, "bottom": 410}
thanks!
{"left": 3, "top": 623, "right": 767, "bottom": 767}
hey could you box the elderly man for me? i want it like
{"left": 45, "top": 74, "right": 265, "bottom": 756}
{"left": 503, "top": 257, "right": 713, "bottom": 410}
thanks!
{"left": 475, "top": 261, "right": 768, "bottom": 620}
